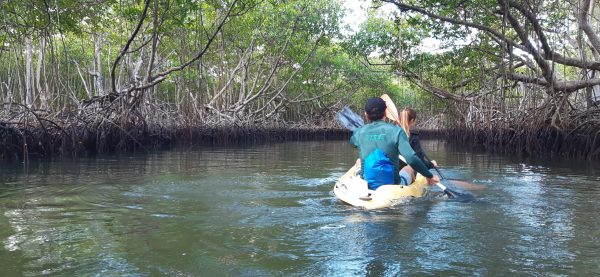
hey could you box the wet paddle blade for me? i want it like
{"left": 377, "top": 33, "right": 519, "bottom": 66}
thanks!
{"left": 337, "top": 107, "right": 364, "bottom": 131}
{"left": 435, "top": 183, "right": 474, "bottom": 200}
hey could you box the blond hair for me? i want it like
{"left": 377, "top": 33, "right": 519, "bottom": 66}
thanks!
{"left": 398, "top": 108, "right": 417, "bottom": 137}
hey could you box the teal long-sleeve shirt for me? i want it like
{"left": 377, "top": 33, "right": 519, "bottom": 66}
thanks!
{"left": 350, "top": 120, "right": 434, "bottom": 183}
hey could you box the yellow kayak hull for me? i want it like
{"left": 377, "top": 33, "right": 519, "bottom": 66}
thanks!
{"left": 333, "top": 164, "right": 429, "bottom": 209}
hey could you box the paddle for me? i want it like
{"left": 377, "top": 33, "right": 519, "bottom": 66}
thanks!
{"left": 380, "top": 94, "right": 400, "bottom": 124}
{"left": 337, "top": 106, "right": 463, "bottom": 199}
{"left": 337, "top": 107, "right": 364, "bottom": 131}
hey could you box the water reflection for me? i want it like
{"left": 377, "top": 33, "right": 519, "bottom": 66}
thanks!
{"left": 0, "top": 140, "right": 599, "bottom": 275}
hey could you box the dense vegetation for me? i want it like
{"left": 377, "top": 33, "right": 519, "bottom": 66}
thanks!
{"left": 352, "top": 0, "right": 600, "bottom": 158}
{"left": 1, "top": 0, "right": 599, "bottom": 159}
{"left": 0, "top": 0, "right": 417, "bottom": 159}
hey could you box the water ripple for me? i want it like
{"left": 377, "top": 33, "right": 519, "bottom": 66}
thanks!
{"left": 1, "top": 141, "right": 599, "bottom": 276}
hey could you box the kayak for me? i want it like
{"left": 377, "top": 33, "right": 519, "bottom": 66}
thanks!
{"left": 333, "top": 163, "right": 430, "bottom": 209}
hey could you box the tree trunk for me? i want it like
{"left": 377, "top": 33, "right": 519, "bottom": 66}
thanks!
{"left": 25, "top": 36, "right": 34, "bottom": 107}
{"left": 580, "top": 0, "right": 600, "bottom": 55}
{"left": 94, "top": 34, "right": 105, "bottom": 96}
{"left": 36, "top": 36, "right": 49, "bottom": 109}
{"left": 592, "top": 75, "right": 600, "bottom": 106}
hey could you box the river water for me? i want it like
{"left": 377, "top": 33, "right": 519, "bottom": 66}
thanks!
{"left": 0, "top": 140, "right": 599, "bottom": 276}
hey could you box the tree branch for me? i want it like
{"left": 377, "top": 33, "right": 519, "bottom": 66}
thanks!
{"left": 140, "top": 0, "right": 240, "bottom": 90}
{"left": 120, "top": 0, "right": 240, "bottom": 95}
{"left": 146, "top": 0, "right": 159, "bottom": 83}
{"left": 381, "top": 0, "right": 600, "bottom": 70}
{"left": 111, "top": 0, "right": 151, "bottom": 94}
{"left": 579, "top": 0, "right": 600, "bottom": 55}
{"left": 498, "top": 0, "right": 557, "bottom": 91}
{"left": 507, "top": 0, "right": 600, "bottom": 70}
{"left": 396, "top": 68, "right": 474, "bottom": 102}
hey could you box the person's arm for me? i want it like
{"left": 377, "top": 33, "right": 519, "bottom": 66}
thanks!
{"left": 350, "top": 131, "right": 362, "bottom": 176}
{"left": 409, "top": 133, "right": 435, "bottom": 169}
{"left": 397, "top": 131, "right": 433, "bottom": 178}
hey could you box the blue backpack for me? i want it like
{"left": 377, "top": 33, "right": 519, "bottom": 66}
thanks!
{"left": 363, "top": 149, "right": 394, "bottom": 190}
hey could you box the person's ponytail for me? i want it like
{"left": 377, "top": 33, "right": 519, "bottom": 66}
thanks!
{"left": 399, "top": 108, "right": 417, "bottom": 137}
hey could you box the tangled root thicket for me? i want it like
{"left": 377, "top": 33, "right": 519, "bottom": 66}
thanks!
{"left": 0, "top": 103, "right": 348, "bottom": 161}
{"left": 438, "top": 108, "right": 600, "bottom": 159}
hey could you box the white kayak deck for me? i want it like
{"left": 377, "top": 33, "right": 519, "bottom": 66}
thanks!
{"left": 333, "top": 164, "right": 430, "bottom": 209}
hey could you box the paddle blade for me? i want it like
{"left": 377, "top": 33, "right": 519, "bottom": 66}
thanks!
{"left": 380, "top": 94, "right": 400, "bottom": 123}
{"left": 435, "top": 183, "right": 474, "bottom": 200}
{"left": 337, "top": 107, "right": 364, "bottom": 131}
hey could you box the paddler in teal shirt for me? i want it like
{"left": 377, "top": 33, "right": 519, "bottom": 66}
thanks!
{"left": 351, "top": 97, "right": 440, "bottom": 190}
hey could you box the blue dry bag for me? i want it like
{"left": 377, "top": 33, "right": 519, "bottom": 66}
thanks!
{"left": 363, "top": 149, "right": 394, "bottom": 190}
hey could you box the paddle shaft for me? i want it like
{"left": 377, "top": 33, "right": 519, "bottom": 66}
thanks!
{"left": 435, "top": 183, "right": 448, "bottom": 192}
{"left": 422, "top": 152, "right": 447, "bottom": 180}
{"left": 435, "top": 182, "right": 463, "bottom": 198}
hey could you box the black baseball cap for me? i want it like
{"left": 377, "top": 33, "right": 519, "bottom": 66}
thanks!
{"left": 364, "top": 97, "right": 386, "bottom": 116}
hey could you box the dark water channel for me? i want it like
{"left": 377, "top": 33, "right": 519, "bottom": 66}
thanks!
{"left": 1, "top": 140, "right": 599, "bottom": 276}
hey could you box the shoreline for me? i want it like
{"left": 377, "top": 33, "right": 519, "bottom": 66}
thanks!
{"left": 418, "top": 127, "right": 600, "bottom": 160}
{"left": 0, "top": 121, "right": 349, "bottom": 161}
{"left": 2, "top": 117, "right": 599, "bottom": 160}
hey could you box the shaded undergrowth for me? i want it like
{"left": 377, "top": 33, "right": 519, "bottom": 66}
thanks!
{"left": 0, "top": 103, "right": 347, "bottom": 161}
{"left": 444, "top": 126, "right": 600, "bottom": 159}
{"left": 417, "top": 122, "right": 600, "bottom": 160}
{"left": 3, "top": 102, "right": 600, "bottom": 161}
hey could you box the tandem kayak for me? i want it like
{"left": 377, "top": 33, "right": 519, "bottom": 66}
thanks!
{"left": 333, "top": 163, "right": 430, "bottom": 209}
